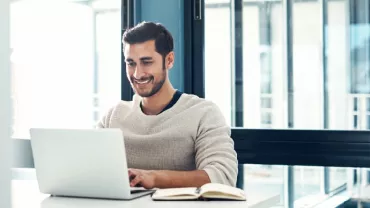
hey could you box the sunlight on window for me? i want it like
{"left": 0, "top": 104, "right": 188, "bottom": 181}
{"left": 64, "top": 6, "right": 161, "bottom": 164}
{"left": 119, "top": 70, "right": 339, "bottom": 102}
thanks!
{"left": 10, "top": 0, "right": 120, "bottom": 138}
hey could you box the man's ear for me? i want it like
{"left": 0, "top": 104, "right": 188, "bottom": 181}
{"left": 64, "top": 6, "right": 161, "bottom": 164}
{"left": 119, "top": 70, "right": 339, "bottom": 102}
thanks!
{"left": 166, "top": 52, "right": 175, "bottom": 69}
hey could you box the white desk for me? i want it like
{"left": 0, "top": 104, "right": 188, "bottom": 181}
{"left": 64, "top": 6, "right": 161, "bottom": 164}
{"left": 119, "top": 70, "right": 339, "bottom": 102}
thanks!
{"left": 12, "top": 180, "right": 280, "bottom": 208}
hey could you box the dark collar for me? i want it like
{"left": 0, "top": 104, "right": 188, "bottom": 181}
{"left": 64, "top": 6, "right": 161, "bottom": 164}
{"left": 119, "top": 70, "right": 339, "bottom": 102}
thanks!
{"left": 140, "top": 90, "right": 183, "bottom": 115}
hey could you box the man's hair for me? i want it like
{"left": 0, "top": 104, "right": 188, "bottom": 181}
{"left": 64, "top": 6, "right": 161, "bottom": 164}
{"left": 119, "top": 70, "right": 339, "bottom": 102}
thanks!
{"left": 122, "top": 21, "right": 174, "bottom": 68}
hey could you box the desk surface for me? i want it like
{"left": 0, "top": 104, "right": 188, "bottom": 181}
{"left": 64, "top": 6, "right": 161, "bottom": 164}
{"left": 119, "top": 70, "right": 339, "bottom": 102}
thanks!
{"left": 11, "top": 180, "right": 280, "bottom": 208}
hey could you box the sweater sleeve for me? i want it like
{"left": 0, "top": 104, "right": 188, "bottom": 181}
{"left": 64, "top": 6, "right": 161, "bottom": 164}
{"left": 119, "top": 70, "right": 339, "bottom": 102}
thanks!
{"left": 96, "top": 106, "right": 115, "bottom": 128}
{"left": 194, "top": 102, "right": 238, "bottom": 187}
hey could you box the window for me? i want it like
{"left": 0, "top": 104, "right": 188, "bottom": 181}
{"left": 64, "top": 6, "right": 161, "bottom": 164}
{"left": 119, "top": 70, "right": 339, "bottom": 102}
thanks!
{"left": 203, "top": 0, "right": 370, "bottom": 206}
{"left": 204, "top": 0, "right": 232, "bottom": 126}
{"left": 10, "top": 0, "right": 121, "bottom": 139}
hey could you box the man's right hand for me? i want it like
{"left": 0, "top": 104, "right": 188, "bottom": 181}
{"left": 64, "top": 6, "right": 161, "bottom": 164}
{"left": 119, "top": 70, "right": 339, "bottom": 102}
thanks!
{"left": 128, "top": 168, "right": 157, "bottom": 189}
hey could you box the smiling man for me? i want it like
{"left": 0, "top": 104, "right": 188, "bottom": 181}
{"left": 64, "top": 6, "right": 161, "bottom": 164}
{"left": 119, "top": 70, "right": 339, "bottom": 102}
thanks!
{"left": 97, "top": 21, "right": 238, "bottom": 189}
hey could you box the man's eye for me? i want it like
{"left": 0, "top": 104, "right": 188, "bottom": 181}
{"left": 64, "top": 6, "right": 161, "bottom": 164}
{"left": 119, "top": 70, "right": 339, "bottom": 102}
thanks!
{"left": 127, "top": 62, "right": 135, "bottom": 67}
{"left": 143, "top": 61, "right": 152, "bottom": 65}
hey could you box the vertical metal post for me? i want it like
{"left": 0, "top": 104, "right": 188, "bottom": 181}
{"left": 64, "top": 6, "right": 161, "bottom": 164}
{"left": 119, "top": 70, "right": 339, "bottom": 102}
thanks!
{"left": 230, "top": 0, "right": 236, "bottom": 127}
{"left": 184, "top": 0, "right": 205, "bottom": 98}
{"left": 234, "top": 0, "right": 244, "bottom": 190}
{"left": 283, "top": 0, "right": 294, "bottom": 207}
{"left": 322, "top": 0, "right": 328, "bottom": 130}
{"left": 234, "top": 0, "right": 244, "bottom": 127}
{"left": 284, "top": 166, "right": 294, "bottom": 208}
{"left": 285, "top": 0, "right": 293, "bottom": 129}
{"left": 121, "top": 0, "right": 134, "bottom": 101}
{"left": 92, "top": 10, "right": 99, "bottom": 124}
{"left": 323, "top": 167, "right": 330, "bottom": 194}
{"left": 321, "top": 0, "right": 330, "bottom": 195}
{"left": 0, "top": 0, "right": 12, "bottom": 207}
{"left": 192, "top": 0, "right": 205, "bottom": 98}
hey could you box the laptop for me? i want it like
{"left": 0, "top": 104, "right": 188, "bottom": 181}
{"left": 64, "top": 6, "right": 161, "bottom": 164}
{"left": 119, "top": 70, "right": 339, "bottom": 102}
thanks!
{"left": 30, "top": 128, "right": 155, "bottom": 200}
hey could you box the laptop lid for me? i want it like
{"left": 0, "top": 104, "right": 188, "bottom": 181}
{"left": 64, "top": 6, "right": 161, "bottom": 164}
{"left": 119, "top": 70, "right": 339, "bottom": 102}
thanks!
{"left": 30, "top": 128, "right": 133, "bottom": 199}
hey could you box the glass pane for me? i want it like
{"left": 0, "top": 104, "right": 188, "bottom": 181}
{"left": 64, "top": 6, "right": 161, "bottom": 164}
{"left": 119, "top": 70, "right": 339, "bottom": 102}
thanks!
{"left": 261, "top": 112, "right": 272, "bottom": 125}
{"left": 244, "top": 164, "right": 284, "bottom": 207}
{"left": 329, "top": 167, "right": 347, "bottom": 192}
{"left": 204, "top": 0, "right": 232, "bottom": 126}
{"left": 261, "top": 97, "right": 272, "bottom": 108}
{"left": 294, "top": 0, "right": 322, "bottom": 202}
{"left": 350, "top": 0, "right": 370, "bottom": 95}
{"left": 10, "top": 0, "right": 121, "bottom": 138}
{"left": 354, "top": 97, "right": 359, "bottom": 111}
{"left": 294, "top": 166, "right": 323, "bottom": 201}
{"left": 242, "top": 165, "right": 355, "bottom": 208}
{"left": 242, "top": 1, "right": 285, "bottom": 129}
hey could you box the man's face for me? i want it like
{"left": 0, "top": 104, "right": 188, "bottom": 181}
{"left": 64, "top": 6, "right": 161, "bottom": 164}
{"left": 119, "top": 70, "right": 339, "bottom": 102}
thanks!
{"left": 124, "top": 40, "right": 167, "bottom": 97}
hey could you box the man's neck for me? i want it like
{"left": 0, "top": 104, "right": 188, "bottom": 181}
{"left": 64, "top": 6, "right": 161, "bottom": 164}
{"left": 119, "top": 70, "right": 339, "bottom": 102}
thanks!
{"left": 141, "top": 83, "right": 176, "bottom": 115}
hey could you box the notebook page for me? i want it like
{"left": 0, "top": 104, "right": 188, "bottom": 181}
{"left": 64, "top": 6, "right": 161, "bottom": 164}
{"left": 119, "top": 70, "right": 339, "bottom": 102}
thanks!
{"left": 153, "top": 187, "right": 198, "bottom": 197}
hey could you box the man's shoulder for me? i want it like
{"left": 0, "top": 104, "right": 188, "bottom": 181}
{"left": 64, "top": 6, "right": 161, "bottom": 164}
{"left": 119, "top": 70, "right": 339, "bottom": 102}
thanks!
{"left": 102, "top": 99, "right": 136, "bottom": 118}
{"left": 180, "top": 93, "right": 222, "bottom": 114}
{"left": 182, "top": 93, "right": 219, "bottom": 107}
{"left": 97, "top": 99, "right": 136, "bottom": 128}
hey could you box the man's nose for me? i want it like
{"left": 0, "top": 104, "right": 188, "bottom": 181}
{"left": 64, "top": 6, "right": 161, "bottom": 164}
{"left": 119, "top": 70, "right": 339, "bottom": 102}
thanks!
{"left": 133, "top": 66, "right": 145, "bottom": 79}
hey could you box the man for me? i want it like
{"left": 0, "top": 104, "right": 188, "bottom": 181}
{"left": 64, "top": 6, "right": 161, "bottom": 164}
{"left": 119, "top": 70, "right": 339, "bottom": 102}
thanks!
{"left": 97, "top": 21, "right": 238, "bottom": 189}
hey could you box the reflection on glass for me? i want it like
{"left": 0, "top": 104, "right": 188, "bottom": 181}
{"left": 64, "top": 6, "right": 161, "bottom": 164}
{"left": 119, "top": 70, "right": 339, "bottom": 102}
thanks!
{"left": 10, "top": 0, "right": 121, "bottom": 138}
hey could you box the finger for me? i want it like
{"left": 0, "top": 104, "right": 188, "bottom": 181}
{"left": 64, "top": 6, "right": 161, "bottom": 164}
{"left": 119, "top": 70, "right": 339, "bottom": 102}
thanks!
{"left": 130, "top": 175, "right": 143, "bottom": 187}
{"left": 128, "top": 169, "right": 134, "bottom": 177}
{"left": 128, "top": 168, "right": 140, "bottom": 174}
{"left": 128, "top": 169, "right": 139, "bottom": 178}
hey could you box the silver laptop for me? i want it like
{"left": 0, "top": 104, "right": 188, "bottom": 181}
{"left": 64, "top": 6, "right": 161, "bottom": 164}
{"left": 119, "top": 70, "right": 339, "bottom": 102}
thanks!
{"left": 30, "top": 128, "right": 154, "bottom": 200}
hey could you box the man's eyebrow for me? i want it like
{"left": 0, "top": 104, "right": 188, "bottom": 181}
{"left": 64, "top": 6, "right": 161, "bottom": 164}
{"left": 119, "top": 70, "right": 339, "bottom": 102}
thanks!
{"left": 125, "top": 57, "right": 153, "bottom": 62}
{"left": 140, "top": 57, "right": 153, "bottom": 61}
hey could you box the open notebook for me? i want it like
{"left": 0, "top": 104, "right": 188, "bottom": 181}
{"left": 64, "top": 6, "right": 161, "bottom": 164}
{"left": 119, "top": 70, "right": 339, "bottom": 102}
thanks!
{"left": 151, "top": 183, "right": 246, "bottom": 201}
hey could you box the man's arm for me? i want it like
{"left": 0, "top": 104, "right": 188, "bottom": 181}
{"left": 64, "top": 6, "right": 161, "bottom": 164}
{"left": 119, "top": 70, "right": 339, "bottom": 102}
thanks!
{"left": 194, "top": 102, "right": 238, "bottom": 186}
{"left": 96, "top": 106, "right": 115, "bottom": 128}
{"left": 129, "top": 169, "right": 210, "bottom": 189}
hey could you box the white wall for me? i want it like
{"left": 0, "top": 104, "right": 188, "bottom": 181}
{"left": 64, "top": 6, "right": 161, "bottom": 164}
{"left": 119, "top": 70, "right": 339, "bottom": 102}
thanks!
{"left": 0, "top": 0, "right": 12, "bottom": 207}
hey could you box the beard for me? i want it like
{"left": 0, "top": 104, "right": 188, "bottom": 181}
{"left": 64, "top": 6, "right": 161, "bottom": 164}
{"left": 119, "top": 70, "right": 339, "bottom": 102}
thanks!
{"left": 130, "top": 69, "right": 166, "bottom": 98}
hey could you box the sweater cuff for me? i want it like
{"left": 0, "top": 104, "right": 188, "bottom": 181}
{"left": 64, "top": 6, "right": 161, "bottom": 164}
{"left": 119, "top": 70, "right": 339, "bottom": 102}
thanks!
{"left": 203, "top": 166, "right": 226, "bottom": 185}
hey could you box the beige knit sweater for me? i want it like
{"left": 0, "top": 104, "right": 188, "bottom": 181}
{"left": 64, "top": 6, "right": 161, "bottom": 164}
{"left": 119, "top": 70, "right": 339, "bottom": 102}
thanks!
{"left": 97, "top": 93, "right": 238, "bottom": 186}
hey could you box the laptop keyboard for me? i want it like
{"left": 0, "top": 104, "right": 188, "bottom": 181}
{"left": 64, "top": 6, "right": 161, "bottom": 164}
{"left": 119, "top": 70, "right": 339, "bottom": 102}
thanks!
{"left": 130, "top": 187, "right": 153, "bottom": 193}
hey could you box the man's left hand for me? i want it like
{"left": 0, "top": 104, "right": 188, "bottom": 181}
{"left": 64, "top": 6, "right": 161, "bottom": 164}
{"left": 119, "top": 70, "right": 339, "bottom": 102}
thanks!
{"left": 128, "top": 168, "right": 157, "bottom": 189}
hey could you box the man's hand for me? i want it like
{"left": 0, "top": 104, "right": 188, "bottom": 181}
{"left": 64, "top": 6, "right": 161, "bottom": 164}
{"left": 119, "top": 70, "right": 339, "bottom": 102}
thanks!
{"left": 128, "top": 168, "right": 156, "bottom": 189}
{"left": 128, "top": 168, "right": 211, "bottom": 189}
